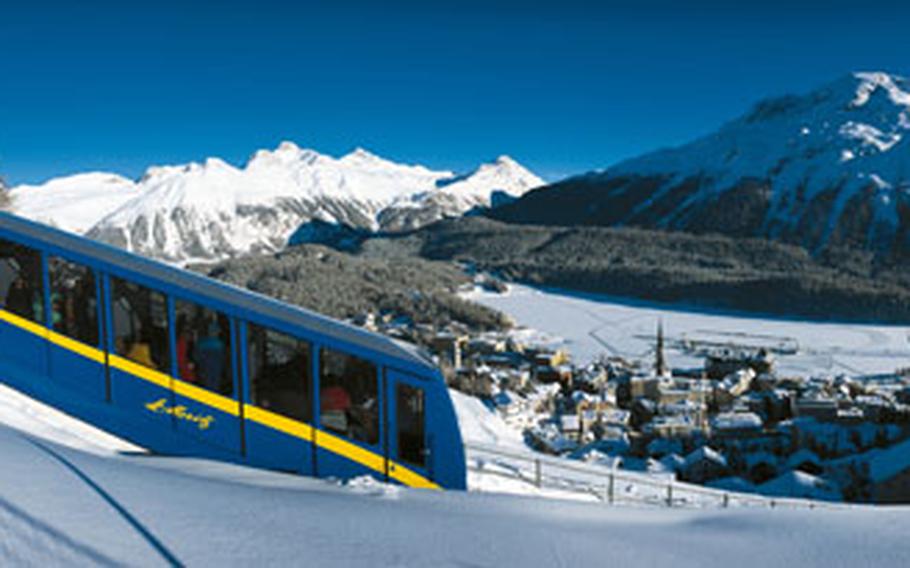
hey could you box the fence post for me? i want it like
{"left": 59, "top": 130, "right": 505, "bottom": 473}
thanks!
{"left": 535, "top": 459, "right": 542, "bottom": 488}
{"left": 608, "top": 470, "right": 615, "bottom": 505}
{"left": 666, "top": 480, "right": 673, "bottom": 508}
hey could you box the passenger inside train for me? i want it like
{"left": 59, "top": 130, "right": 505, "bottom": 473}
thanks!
{"left": 49, "top": 256, "right": 99, "bottom": 347}
{"left": 0, "top": 238, "right": 44, "bottom": 323}
{"left": 248, "top": 324, "right": 312, "bottom": 423}
{"left": 320, "top": 349, "right": 379, "bottom": 445}
{"left": 175, "top": 301, "right": 232, "bottom": 395}
{"left": 111, "top": 277, "right": 170, "bottom": 372}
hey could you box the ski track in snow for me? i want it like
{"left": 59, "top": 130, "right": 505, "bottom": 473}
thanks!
{"left": 0, "top": 496, "right": 119, "bottom": 567}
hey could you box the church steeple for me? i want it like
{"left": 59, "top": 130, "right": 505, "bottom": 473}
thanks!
{"left": 655, "top": 319, "right": 669, "bottom": 377}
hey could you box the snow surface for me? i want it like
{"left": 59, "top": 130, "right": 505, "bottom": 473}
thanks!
{"left": 464, "top": 284, "right": 910, "bottom": 377}
{"left": 450, "top": 389, "right": 526, "bottom": 451}
{"left": 8, "top": 173, "right": 141, "bottom": 234}
{"left": 759, "top": 471, "right": 840, "bottom": 502}
{"left": 2, "top": 361, "right": 910, "bottom": 565}
{"left": 0, "top": 384, "right": 141, "bottom": 457}
{"left": 2, "top": 389, "right": 910, "bottom": 566}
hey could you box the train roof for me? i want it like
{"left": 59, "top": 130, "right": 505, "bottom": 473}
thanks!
{"left": 0, "top": 212, "right": 436, "bottom": 372}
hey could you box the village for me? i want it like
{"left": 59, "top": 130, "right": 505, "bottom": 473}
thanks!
{"left": 354, "top": 304, "right": 910, "bottom": 504}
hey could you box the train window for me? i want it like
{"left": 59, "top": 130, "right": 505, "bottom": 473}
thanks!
{"left": 110, "top": 277, "right": 170, "bottom": 372}
{"left": 396, "top": 384, "right": 427, "bottom": 469}
{"left": 48, "top": 256, "right": 99, "bottom": 347}
{"left": 320, "top": 348, "right": 379, "bottom": 446}
{"left": 248, "top": 324, "right": 311, "bottom": 423}
{"left": 0, "top": 237, "right": 45, "bottom": 325}
{"left": 175, "top": 299, "right": 233, "bottom": 397}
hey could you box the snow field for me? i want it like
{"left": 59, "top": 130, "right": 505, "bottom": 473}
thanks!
{"left": 1, "top": 373, "right": 909, "bottom": 565}
{"left": 464, "top": 284, "right": 910, "bottom": 377}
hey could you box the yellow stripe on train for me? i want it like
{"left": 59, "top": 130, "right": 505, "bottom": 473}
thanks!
{"left": 244, "top": 405, "right": 315, "bottom": 442}
{"left": 0, "top": 308, "right": 50, "bottom": 340}
{"left": 172, "top": 378, "right": 240, "bottom": 417}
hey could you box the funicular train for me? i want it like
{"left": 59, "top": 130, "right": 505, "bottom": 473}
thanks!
{"left": 0, "top": 212, "right": 466, "bottom": 490}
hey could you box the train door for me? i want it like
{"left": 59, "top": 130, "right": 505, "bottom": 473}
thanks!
{"left": 242, "top": 323, "right": 315, "bottom": 474}
{"left": 46, "top": 255, "right": 106, "bottom": 400}
{"left": 314, "top": 347, "right": 386, "bottom": 481}
{"left": 106, "top": 275, "right": 176, "bottom": 440}
{"left": 170, "top": 298, "right": 243, "bottom": 456}
{"left": 385, "top": 369, "right": 434, "bottom": 486}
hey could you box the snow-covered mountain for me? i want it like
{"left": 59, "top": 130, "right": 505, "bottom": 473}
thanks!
{"left": 494, "top": 72, "right": 910, "bottom": 258}
{"left": 7, "top": 173, "right": 141, "bottom": 234}
{"left": 378, "top": 155, "right": 544, "bottom": 231}
{"left": 10, "top": 143, "right": 543, "bottom": 262}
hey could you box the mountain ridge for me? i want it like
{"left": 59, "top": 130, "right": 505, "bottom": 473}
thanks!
{"left": 9, "top": 142, "right": 544, "bottom": 262}
{"left": 492, "top": 71, "right": 910, "bottom": 261}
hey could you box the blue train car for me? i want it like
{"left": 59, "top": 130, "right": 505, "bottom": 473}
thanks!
{"left": 0, "top": 212, "right": 466, "bottom": 490}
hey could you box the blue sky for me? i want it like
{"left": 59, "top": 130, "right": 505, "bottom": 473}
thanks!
{"left": 2, "top": 0, "right": 909, "bottom": 185}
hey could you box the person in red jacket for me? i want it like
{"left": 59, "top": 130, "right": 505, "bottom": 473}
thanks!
{"left": 321, "top": 382, "right": 351, "bottom": 434}
{"left": 176, "top": 316, "right": 196, "bottom": 383}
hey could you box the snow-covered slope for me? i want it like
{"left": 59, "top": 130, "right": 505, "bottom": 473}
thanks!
{"left": 2, "top": 389, "right": 910, "bottom": 566}
{"left": 8, "top": 142, "right": 542, "bottom": 263}
{"left": 449, "top": 389, "right": 526, "bottom": 450}
{"left": 494, "top": 71, "right": 910, "bottom": 257}
{"left": 8, "top": 173, "right": 141, "bottom": 234}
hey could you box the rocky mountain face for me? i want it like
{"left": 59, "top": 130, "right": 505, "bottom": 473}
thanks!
{"left": 0, "top": 177, "right": 10, "bottom": 211}
{"left": 492, "top": 72, "right": 910, "bottom": 261}
{"left": 10, "top": 142, "right": 543, "bottom": 263}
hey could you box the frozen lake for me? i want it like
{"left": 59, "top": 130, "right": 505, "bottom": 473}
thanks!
{"left": 465, "top": 284, "right": 910, "bottom": 377}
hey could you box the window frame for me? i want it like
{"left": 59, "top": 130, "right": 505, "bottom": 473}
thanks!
{"left": 246, "top": 321, "right": 315, "bottom": 424}
{"left": 47, "top": 254, "right": 102, "bottom": 348}
{"left": 0, "top": 236, "right": 47, "bottom": 326}
{"left": 108, "top": 274, "right": 172, "bottom": 374}
{"left": 172, "top": 295, "right": 237, "bottom": 399}
{"left": 318, "top": 346, "right": 381, "bottom": 449}
{"left": 395, "top": 381, "right": 428, "bottom": 469}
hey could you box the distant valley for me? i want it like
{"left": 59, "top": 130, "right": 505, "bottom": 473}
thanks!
{"left": 306, "top": 216, "right": 910, "bottom": 324}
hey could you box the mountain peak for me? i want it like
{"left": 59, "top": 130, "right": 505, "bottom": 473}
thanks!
{"left": 276, "top": 140, "right": 302, "bottom": 154}
{"left": 203, "top": 157, "right": 233, "bottom": 170}
{"left": 246, "top": 141, "right": 325, "bottom": 168}
{"left": 433, "top": 155, "right": 544, "bottom": 198}
{"left": 273, "top": 140, "right": 324, "bottom": 161}
{"left": 340, "top": 147, "right": 387, "bottom": 165}
{"left": 851, "top": 71, "right": 910, "bottom": 108}
{"left": 474, "top": 155, "right": 543, "bottom": 183}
